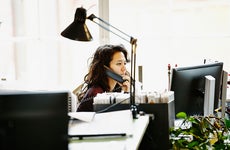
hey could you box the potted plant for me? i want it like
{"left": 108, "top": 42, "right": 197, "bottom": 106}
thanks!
{"left": 169, "top": 112, "right": 230, "bottom": 149}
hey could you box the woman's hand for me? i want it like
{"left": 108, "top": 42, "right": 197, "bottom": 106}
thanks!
{"left": 120, "top": 74, "right": 131, "bottom": 92}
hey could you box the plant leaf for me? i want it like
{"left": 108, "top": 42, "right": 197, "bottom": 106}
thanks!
{"left": 224, "top": 118, "right": 230, "bottom": 129}
{"left": 176, "top": 112, "right": 187, "bottom": 119}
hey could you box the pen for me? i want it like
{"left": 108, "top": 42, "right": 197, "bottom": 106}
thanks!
{"left": 69, "top": 133, "right": 127, "bottom": 140}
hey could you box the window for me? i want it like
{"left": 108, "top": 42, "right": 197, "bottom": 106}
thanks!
{"left": 0, "top": 0, "right": 230, "bottom": 92}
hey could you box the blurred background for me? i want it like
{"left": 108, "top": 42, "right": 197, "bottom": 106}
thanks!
{"left": 0, "top": 0, "right": 230, "bottom": 92}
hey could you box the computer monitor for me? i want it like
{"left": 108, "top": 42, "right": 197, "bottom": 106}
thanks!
{"left": 170, "top": 62, "right": 223, "bottom": 116}
{"left": 0, "top": 90, "right": 69, "bottom": 150}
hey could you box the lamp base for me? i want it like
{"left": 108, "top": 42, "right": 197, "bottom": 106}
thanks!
{"left": 130, "top": 104, "right": 138, "bottom": 119}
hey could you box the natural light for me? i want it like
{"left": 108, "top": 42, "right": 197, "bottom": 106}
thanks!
{"left": 0, "top": 0, "right": 230, "bottom": 92}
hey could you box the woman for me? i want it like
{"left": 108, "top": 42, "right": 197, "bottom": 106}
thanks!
{"left": 76, "top": 44, "right": 131, "bottom": 112}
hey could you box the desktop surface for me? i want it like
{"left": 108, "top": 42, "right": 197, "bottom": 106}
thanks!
{"left": 93, "top": 97, "right": 175, "bottom": 149}
{"left": 68, "top": 110, "right": 149, "bottom": 150}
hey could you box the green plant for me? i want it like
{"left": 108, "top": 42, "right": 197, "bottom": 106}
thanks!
{"left": 169, "top": 112, "right": 230, "bottom": 150}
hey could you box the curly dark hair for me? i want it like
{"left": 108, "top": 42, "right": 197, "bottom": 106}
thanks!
{"left": 78, "top": 44, "right": 130, "bottom": 100}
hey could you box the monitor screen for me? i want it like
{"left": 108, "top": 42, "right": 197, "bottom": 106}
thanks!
{"left": 0, "top": 90, "right": 69, "bottom": 150}
{"left": 170, "top": 62, "right": 223, "bottom": 116}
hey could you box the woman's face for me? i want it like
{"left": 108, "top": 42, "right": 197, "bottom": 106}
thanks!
{"left": 109, "top": 51, "right": 127, "bottom": 75}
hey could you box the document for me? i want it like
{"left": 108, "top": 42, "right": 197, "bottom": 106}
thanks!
{"left": 68, "top": 112, "right": 96, "bottom": 122}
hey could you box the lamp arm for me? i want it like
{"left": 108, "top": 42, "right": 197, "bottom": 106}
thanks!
{"left": 87, "top": 14, "right": 137, "bottom": 44}
{"left": 88, "top": 14, "right": 138, "bottom": 119}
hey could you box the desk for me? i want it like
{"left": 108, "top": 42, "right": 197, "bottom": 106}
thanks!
{"left": 94, "top": 100, "right": 175, "bottom": 149}
{"left": 68, "top": 110, "right": 149, "bottom": 150}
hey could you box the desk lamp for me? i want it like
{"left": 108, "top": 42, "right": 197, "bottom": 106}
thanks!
{"left": 61, "top": 7, "right": 138, "bottom": 119}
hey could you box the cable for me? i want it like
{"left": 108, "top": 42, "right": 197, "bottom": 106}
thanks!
{"left": 96, "top": 97, "right": 130, "bottom": 113}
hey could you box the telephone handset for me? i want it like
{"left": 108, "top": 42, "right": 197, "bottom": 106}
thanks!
{"left": 104, "top": 65, "right": 126, "bottom": 84}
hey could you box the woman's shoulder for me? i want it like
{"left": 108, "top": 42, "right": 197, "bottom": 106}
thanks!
{"left": 77, "top": 85, "right": 104, "bottom": 111}
{"left": 87, "top": 85, "right": 104, "bottom": 96}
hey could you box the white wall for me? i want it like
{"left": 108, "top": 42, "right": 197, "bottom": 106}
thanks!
{"left": 0, "top": 0, "right": 230, "bottom": 92}
{"left": 109, "top": 0, "right": 230, "bottom": 91}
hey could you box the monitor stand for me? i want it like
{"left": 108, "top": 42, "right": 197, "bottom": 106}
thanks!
{"left": 204, "top": 75, "right": 215, "bottom": 116}
{"left": 220, "top": 70, "right": 228, "bottom": 118}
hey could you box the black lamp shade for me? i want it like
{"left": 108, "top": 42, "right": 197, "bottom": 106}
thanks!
{"left": 61, "top": 7, "right": 93, "bottom": 41}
